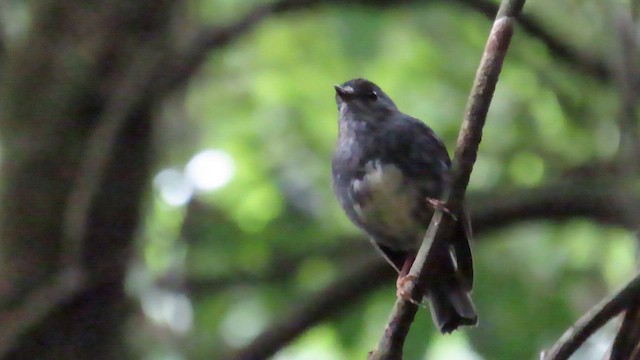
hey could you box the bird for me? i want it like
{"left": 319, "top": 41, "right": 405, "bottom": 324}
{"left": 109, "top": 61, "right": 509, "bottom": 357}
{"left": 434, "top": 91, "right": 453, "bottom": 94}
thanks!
{"left": 331, "top": 78, "right": 477, "bottom": 333}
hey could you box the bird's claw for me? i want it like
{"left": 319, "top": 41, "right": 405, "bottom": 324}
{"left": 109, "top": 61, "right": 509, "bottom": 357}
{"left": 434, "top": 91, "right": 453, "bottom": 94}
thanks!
{"left": 426, "top": 198, "right": 457, "bottom": 221}
{"left": 396, "top": 274, "right": 420, "bottom": 304}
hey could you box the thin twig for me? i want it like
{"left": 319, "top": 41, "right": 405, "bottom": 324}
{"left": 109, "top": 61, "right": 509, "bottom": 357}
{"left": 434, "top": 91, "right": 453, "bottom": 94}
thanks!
{"left": 542, "top": 273, "right": 640, "bottom": 360}
{"left": 368, "top": 0, "right": 525, "bottom": 358}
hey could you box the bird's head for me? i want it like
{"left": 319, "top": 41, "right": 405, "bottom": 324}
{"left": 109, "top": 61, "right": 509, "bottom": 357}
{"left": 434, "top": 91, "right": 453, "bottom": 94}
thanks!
{"left": 334, "top": 78, "right": 398, "bottom": 121}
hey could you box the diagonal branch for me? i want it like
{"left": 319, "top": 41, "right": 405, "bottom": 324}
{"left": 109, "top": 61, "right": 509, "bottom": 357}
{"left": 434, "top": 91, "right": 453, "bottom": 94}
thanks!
{"left": 161, "top": 0, "right": 433, "bottom": 94}
{"left": 369, "top": 1, "right": 525, "bottom": 358}
{"left": 609, "top": 305, "right": 640, "bottom": 360}
{"left": 161, "top": 0, "right": 318, "bottom": 93}
{"left": 225, "top": 256, "right": 391, "bottom": 360}
{"left": 541, "top": 272, "right": 640, "bottom": 360}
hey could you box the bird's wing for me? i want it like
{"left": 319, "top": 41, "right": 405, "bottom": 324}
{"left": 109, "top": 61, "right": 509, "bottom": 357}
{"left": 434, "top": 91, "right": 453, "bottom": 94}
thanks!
{"left": 386, "top": 116, "right": 474, "bottom": 290}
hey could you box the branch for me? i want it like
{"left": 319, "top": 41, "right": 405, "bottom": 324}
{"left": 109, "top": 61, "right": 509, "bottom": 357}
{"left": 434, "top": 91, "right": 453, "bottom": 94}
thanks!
{"left": 161, "top": 0, "right": 315, "bottom": 93}
{"left": 541, "top": 272, "right": 640, "bottom": 360}
{"left": 225, "top": 256, "right": 392, "bottom": 360}
{"left": 184, "top": 178, "right": 636, "bottom": 295}
{"left": 61, "top": 44, "right": 165, "bottom": 269}
{"left": 455, "top": 0, "right": 610, "bottom": 83}
{"left": 158, "top": 0, "right": 598, "bottom": 98}
{"left": 161, "top": 0, "right": 429, "bottom": 94}
{"left": 157, "top": 242, "right": 371, "bottom": 297}
{"left": 369, "top": 1, "right": 525, "bottom": 358}
{"left": 469, "top": 180, "right": 637, "bottom": 233}
{"left": 609, "top": 305, "right": 640, "bottom": 360}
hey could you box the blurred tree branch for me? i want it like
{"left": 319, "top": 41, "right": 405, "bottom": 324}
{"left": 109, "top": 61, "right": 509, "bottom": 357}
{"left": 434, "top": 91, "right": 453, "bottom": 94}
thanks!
{"left": 176, "top": 178, "right": 637, "bottom": 295}
{"left": 159, "top": 0, "right": 416, "bottom": 96}
{"left": 0, "top": 1, "right": 178, "bottom": 358}
{"left": 157, "top": 0, "right": 611, "bottom": 99}
{"left": 610, "top": 305, "right": 640, "bottom": 360}
{"left": 470, "top": 180, "right": 637, "bottom": 232}
{"left": 157, "top": 238, "right": 371, "bottom": 297}
{"left": 541, "top": 272, "right": 640, "bottom": 360}
{"left": 225, "top": 255, "right": 391, "bottom": 360}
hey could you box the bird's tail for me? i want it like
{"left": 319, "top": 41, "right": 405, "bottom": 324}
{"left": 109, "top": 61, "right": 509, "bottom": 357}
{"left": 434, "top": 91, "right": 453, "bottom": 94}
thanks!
{"left": 428, "top": 281, "right": 478, "bottom": 334}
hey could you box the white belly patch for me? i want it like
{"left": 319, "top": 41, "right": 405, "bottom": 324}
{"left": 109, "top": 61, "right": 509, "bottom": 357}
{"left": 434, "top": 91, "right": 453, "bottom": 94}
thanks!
{"left": 351, "top": 161, "right": 423, "bottom": 249}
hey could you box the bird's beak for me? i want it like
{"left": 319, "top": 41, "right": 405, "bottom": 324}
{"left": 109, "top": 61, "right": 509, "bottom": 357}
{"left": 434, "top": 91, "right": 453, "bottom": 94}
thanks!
{"left": 334, "top": 85, "right": 354, "bottom": 100}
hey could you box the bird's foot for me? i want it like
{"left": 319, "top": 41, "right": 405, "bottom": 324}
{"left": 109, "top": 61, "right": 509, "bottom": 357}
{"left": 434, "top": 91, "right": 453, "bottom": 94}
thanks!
{"left": 396, "top": 274, "right": 420, "bottom": 304}
{"left": 426, "top": 198, "right": 457, "bottom": 221}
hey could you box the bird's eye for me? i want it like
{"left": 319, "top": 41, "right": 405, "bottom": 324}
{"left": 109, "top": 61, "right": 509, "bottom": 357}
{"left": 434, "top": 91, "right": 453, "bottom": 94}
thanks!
{"left": 366, "top": 91, "right": 378, "bottom": 101}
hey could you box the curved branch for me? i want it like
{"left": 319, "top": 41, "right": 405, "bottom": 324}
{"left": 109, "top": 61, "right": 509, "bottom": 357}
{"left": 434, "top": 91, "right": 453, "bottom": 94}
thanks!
{"left": 542, "top": 272, "right": 640, "bottom": 360}
{"left": 163, "top": 0, "right": 416, "bottom": 93}
{"left": 609, "top": 305, "right": 640, "bottom": 360}
{"left": 158, "top": 0, "right": 606, "bottom": 97}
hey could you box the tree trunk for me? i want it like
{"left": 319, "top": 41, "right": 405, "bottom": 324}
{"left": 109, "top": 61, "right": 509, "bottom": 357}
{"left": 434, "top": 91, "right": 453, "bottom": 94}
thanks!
{"left": 0, "top": 1, "right": 179, "bottom": 358}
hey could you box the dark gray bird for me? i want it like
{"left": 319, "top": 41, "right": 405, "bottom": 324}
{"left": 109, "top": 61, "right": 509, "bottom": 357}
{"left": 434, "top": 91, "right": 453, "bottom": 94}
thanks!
{"left": 331, "top": 78, "right": 477, "bottom": 333}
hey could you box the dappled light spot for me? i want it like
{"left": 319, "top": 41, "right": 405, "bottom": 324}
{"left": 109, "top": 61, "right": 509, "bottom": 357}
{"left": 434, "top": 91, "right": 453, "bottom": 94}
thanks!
{"left": 186, "top": 149, "right": 235, "bottom": 192}
{"left": 221, "top": 296, "right": 268, "bottom": 348}
{"left": 154, "top": 169, "right": 194, "bottom": 206}
{"left": 141, "top": 289, "right": 194, "bottom": 334}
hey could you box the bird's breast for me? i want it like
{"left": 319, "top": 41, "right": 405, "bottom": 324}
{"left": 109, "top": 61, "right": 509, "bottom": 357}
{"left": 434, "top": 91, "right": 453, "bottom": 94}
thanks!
{"left": 350, "top": 160, "right": 424, "bottom": 251}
